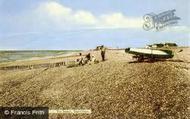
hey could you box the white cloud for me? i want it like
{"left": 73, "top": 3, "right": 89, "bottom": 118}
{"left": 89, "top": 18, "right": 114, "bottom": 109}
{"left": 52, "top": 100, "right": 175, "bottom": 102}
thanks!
{"left": 36, "top": 1, "right": 142, "bottom": 29}
{"left": 74, "top": 10, "right": 97, "bottom": 25}
{"left": 100, "top": 13, "right": 143, "bottom": 28}
{"left": 43, "top": 1, "right": 72, "bottom": 17}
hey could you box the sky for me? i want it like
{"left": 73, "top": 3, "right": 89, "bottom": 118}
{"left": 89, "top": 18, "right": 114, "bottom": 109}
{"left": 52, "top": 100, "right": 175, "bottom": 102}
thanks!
{"left": 0, "top": 0, "right": 189, "bottom": 50}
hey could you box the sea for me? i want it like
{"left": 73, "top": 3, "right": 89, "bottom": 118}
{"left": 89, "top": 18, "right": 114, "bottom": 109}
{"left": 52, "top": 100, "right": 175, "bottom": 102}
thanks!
{"left": 0, "top": 50, "right": 81, "bottom": 63}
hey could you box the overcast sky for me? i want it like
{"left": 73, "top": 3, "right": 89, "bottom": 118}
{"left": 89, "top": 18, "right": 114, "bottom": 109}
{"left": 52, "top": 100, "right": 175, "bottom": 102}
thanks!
{"left": 0, "top": 0, "right": 189, "bottom": 50}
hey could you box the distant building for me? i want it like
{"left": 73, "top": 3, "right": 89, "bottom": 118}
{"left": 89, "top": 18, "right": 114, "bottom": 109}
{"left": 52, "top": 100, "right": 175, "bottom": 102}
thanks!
{"left": 146, "top": 43, "right": 178, "bottom": 48}
{"left": 95, "top": 46, "right": 102, "bottom": 50}
{"left": 146, "top": 43, "right": 164, "bottom": 48}
{"left": 153, "top": 43, "right": 164, "bottom": 48}
{"left": 96, "top": 45, "right": 107, "bottom": 50}
{"left": 164, "top": 43, "right": 178, "bottom": 47}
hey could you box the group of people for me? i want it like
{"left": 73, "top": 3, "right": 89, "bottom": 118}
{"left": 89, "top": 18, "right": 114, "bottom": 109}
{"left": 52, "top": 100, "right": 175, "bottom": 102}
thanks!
{"left": 76, "top": 53, "right": 99, "bottom": 66}
{"left": 75, "top": 45, "right": 106, "bottom": 66}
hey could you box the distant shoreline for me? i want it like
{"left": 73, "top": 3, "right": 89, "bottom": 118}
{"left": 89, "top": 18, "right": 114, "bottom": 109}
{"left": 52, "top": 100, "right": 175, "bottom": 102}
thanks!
{"left": 0, "top": 50, "right": 82, "bottom": 63}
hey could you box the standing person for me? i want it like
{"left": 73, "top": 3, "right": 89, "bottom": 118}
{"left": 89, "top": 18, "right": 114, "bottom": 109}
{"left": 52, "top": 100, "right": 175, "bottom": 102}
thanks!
{"left": 85, "top": 53, "right": 91, "bottom": 61}
{"left": 100, "top": 45, "right": 106, "bottom": 61}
